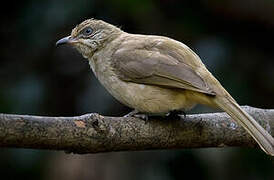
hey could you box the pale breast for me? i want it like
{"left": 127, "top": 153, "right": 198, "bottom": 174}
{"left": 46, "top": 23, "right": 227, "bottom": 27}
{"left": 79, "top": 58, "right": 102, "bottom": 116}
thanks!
{"left": 89, "top": 59, "right": 195, "bottom": 113}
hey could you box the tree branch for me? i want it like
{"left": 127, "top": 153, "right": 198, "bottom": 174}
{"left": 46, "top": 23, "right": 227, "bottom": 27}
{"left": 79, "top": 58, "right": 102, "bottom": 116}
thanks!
{"left": 0, "top": 106, "right": 273, "bottom": 154}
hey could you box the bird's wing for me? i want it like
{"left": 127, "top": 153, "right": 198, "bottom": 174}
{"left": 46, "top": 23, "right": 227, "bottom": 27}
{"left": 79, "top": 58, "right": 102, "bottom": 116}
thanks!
{"left": 112, "top": 37, "right": 215, "bottom": 96}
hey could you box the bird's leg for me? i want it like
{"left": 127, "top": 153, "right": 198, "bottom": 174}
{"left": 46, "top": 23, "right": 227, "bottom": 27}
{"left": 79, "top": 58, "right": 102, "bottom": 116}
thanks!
{"left": 166, "top": 110, "right": 186, "bottom": 120}
{"left": 124, "top": 109, "right": 139, "bottom": 117}
{"left": 124, "top": 109, "right": 149, "bottom": 121}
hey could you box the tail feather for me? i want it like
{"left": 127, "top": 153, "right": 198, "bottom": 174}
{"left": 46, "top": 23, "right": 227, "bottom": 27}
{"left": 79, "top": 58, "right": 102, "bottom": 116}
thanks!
{"left": 214, "top": 96, "right": 274, "bottom": 156}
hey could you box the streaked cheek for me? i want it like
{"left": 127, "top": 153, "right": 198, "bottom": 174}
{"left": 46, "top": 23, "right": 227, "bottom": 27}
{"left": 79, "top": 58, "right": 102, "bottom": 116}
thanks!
{"left": 85, "top": 39, "right": 98, "bottom": 49}
{"left": 75, "top": 39, "right": 97, "bottom": 58}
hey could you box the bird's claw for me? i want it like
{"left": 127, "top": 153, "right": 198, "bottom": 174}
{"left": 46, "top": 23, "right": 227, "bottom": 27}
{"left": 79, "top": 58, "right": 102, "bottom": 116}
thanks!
{"left": 124, "top": 109, "right": 139, "bottom": 117}
{"left": 166, "top": 110, "right": 186, "bottom": 120}
{"left": 132, "top": 114, "right": 149, "bottom": 121}
{"left": 124, "top": 110, "right": 149, "bottom": 122}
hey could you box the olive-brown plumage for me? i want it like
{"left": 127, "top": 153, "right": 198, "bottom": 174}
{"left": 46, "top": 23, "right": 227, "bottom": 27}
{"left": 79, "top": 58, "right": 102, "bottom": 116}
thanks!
{"left": 57, "top": 19, "right": 274, "bottom": 156}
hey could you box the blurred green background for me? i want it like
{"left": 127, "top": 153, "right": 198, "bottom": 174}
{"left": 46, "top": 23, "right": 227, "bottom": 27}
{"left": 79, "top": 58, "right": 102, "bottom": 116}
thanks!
{"left": 1, "top": 0, "right": 274, "bottom": 179}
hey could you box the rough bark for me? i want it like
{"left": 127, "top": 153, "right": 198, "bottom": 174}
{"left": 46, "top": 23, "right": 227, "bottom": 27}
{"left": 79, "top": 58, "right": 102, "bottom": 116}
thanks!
{"left": 0, "top": 106, "right": 273, "bottom": 154}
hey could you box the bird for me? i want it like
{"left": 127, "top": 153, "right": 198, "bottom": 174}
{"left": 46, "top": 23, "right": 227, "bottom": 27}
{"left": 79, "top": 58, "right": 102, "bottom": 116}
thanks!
{"left": 56, "top": 18, "right": 274, "bottom": 156}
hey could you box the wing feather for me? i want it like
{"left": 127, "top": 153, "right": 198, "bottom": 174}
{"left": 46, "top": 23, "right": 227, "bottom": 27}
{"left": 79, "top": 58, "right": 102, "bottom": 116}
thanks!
{"left": 112, "top": 37, "right": 215, "bottom": 96}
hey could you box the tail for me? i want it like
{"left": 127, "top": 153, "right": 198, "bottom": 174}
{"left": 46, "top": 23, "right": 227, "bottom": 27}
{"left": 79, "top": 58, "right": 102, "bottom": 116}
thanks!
{"left": 213, "top": 96, "right": 274, "bottom": 156}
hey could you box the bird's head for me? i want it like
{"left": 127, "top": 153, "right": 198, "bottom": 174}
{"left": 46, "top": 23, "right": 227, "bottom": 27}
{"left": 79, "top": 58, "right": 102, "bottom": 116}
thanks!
{"left": 56, "top": 19, "right": 122, "bottom": 58}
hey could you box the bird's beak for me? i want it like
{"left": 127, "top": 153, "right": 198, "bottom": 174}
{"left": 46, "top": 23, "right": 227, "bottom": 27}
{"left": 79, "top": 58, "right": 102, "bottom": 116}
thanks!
{"left": 56, "top": 36, "right": 75, "bottom": 46}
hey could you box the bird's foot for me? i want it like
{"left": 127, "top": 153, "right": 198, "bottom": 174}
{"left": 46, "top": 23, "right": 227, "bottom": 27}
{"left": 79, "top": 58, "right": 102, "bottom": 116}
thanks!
{"left": 124, "top": 109, "right": 139, "bottom": 117}
{"left": 133, "top": 114, "right": 149, "bottom": 121}
{"left": 124, "top": 110, "right": 149, "bottom": 121}
{"left": 166, "top": 110, "right": 186, "bottom": 120}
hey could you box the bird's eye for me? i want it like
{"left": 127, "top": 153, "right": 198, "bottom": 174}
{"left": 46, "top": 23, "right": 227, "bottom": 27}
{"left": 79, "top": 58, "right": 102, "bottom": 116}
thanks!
{"left": 82, "top": 27, "right": 93, "bottom": 36}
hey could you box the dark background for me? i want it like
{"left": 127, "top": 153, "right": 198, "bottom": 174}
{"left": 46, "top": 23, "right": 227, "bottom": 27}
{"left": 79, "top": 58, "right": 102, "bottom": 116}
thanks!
{"left": 1, "top": 0, "right": 274, "bottom": 179}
